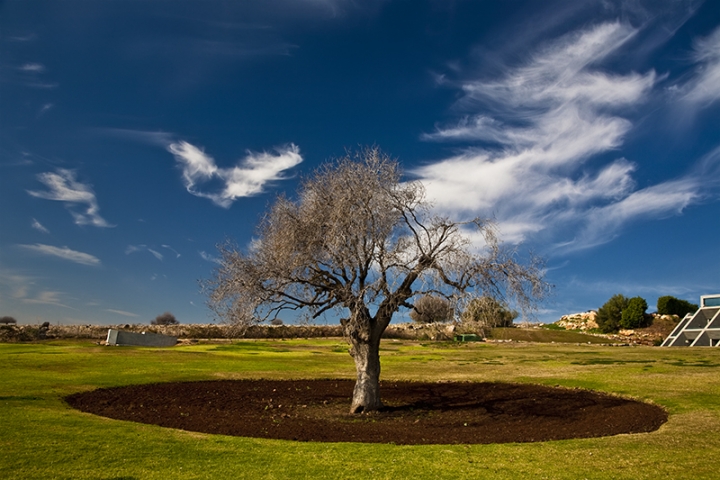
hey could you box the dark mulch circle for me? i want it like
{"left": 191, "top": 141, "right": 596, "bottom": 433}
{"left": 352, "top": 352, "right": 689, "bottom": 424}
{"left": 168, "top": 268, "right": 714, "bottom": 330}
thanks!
{"left": 65, "top": 379, "right": 667, "bottom": 445}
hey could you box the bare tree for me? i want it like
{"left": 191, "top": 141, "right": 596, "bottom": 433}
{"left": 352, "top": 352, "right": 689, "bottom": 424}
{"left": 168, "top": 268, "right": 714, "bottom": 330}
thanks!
{"left": 461, "top": 296, "right": 518, "bottom": 329}
{"left": 409, "top": 295, "right": 453, "bottom": 323}
{"left": 205, "top": 147, "right": 548, "bottom": 413}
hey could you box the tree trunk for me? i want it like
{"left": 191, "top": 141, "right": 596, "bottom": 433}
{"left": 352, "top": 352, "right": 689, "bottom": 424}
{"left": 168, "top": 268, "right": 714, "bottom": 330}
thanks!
{"left": 342, "top": 310, "right": 388, "bottom": 414}
{"left": 349, "top": 334, "right": 383, "bottom": 413}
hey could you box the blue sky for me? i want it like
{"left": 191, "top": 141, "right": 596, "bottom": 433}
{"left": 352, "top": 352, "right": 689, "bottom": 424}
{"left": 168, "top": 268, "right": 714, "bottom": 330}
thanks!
{"left": 1, "top": 0, "right": 719, "bottom": 325}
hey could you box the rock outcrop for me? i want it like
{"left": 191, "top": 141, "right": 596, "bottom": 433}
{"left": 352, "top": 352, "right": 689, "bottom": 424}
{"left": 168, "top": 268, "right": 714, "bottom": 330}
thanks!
{"left": 555, "top": 311, "right": 598, "bottom": 331}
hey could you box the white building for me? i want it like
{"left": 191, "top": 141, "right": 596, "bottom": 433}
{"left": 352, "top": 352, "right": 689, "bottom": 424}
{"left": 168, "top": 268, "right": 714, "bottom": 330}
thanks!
{"left": 662, "top": 294, "right": 720, "bottom": 347}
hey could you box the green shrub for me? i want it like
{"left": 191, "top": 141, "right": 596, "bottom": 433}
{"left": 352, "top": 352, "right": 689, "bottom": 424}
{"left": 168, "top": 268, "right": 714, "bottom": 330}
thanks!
{"left": 598, "top": 295, "right": 654, "bottom": 332}
{"left": 152, "top": 312, "right": 179, "bottom": 325}
{"left": 620, "top": 297, "right": 648, "bottom": 329}
{"left": 596, "top": 294, "right": 629, "bottom": 333}
{"left": 409, "top": 295, "right": 453, "bottom": 324}
{"left": 657, "top": 296, "right": 698, "bottom": 317}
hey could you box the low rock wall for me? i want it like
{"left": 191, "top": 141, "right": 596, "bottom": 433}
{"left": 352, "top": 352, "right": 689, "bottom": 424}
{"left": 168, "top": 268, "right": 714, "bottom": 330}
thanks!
{"left": 1, "top": 322, "right": 467, "bottom": 342}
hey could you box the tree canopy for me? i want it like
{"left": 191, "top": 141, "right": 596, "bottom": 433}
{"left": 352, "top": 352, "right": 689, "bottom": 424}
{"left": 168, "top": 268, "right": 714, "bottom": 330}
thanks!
{"left": 657, "top": 296, "right": 698, "bottom": 318}
{"left": 596, "top": 294, "right": 629, "bottom": 333}
{"left": 597, "top": 294, "right": 651, "bottom": 332}
{"left": 152, "top": 312, "right": 179, "bottom": 325}
{"left": 620, "top": 297, "right": 648, "bottom": 329}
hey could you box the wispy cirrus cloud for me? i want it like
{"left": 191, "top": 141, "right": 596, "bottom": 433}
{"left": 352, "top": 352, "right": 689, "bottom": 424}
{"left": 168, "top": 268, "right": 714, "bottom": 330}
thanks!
{"left": 31, "top": 218, "right": 50, "bottom": 234}
{"left": 19, "top": 62, "right": 45, "bottom": 72}
{"left": 10, "top": 61, "right": 58, "bottom": 89}
{"left": 162, "top": 245, "right": 181, "bottom": 258}
{"left": 8, "top": 33, "right": 37, "bottom": 42}
{"left": 37, "top": 103, "right": 54, "bottom": 117}
{"left": 125, "top": 245, "right": 164, "bottom": 261}
{"left": 0, "top": 269, "right": 72, "bottom": 308}
{"left": 167, "top": 141, "right": 303, "bottom": 207}
{"left": 682, "top": 25, "right": 720, "bottom": 107}
{"left": 416, "top": 21, "right": 714, "bottom": 251}
{"left": 0, "top": 271, "right": 34, "bottom": 300}
{"left": 19, "top": 244, "right": 101, "bottom": 266}
{"left": 574, "top": 176, "right": 699, "bottom": 249}
{"left": 27, "top": 169, "right": 113, "bottom": 227}
{"left": 125, "top": 244, "right": 182, "bottom": 260}
{"left": 98, "top": 128, "right": 175, "bottom": 147}
{"left": 105, "top": 309, "right": 139, "bottom": 318}
{"left": 23, "top": 290, "right": 71, "bottom": 308}
{"left": 580, "top": 144, "right": 720, "bottom": 245}
{"left": 199, "top": 250, "right": 221, "bottom": 264}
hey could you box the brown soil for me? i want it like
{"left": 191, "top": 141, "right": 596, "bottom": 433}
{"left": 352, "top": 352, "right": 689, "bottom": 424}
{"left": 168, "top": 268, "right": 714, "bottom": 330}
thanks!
{"left": 65, "top": 379, "right": 667, "bottom": 445}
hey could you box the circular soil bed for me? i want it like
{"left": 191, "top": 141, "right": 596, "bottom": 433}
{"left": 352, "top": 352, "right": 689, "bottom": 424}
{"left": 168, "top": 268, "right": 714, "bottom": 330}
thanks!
{"left": 65, "top": 379, "right": 667, "bottom": 445}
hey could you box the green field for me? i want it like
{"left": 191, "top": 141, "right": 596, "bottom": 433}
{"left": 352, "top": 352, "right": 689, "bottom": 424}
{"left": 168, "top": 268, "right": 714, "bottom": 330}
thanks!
{"left": 2, "top": 339, "right": 719, "bottom": 479}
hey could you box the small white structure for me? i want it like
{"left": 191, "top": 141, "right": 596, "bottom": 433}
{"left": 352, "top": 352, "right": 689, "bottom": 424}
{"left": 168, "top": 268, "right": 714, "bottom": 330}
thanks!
{"left": 662, "top": 294, "right": 720, "bottom": 347}
{"left": 106, "top": 329, "right": 177, "bottom": 347}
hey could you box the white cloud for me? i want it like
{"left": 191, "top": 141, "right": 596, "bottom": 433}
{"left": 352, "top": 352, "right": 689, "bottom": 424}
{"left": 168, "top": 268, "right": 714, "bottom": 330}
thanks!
{"left": 27, "top": 169, "right": 113, "bottom": 227}
{"left": 37, "top": 103, "right": 54, "bottom": 117}
{"left": 199, "top": 250, "right": 221, "bottom": 264}
{"left": 19, "top": 63, "right": 45, "bottom": 72}
{"left": 23, "top": 291, "right": 71, "bottom": 308}
{"left": 0, "top": 269, "right": 72, "bottom": 309}
{"left": 162, "top": 245, "right": 181, "bottom": 258}
{"left": 126, "top": 244, "right": 183, "bottom": 261}
{"left": 19, "top": 244, "right": 101, "bottom": 266}
{"left": 569, "top": 178, "right": 699, "bottom": 251}
{"left": 416, "top": 21, "right": 701, "bottom": 249}
{"left": 99, "top": 128, "right": 175, "bottom": 147}
{"left": 125, "top": 245, "right": 164, "bottom": 261}
{"left": 0, "top": 272, "right": 34, "bottom": 300}
{"left": 106, "top": 309, "right": 139, "bottom": 318}
{"left": 12, "top": 61, "right": 57, "bottom": 88}
{"left": 455, "top": 22, "right": 643, "bottom": 108}
{"left": 683, "top": 26, "right": 720, "bottom": 106}
{"left": 9, "top": 34, "right": 37, "bottom": 42}
{"left": 167, "top": 141, "right": 303, "bottom": 207}
{"left": 574, "top": 142, "right": 720, "bottom": 250}
{"left": 31, "top": 218, "right": 50, "bottom": 234}
{"left": 295, "top": 0, "right": 384, "bottom": 17}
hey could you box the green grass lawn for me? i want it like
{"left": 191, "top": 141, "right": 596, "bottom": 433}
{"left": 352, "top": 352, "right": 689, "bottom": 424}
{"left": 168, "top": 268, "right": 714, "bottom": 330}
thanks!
{"left": 1, "top": 338, "right": 719, "bottom": 479}
{"left": 488, "top": 327, "right": 618, "bottom": 344}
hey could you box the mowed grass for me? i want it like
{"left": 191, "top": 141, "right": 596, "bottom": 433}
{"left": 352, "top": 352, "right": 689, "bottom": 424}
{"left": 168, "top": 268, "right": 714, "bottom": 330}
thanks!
{"left": 1, "top": 339, "right": 719, "bottom": 479}
{"left": 488, "top": 327, "right": 618, "bottom": 344}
